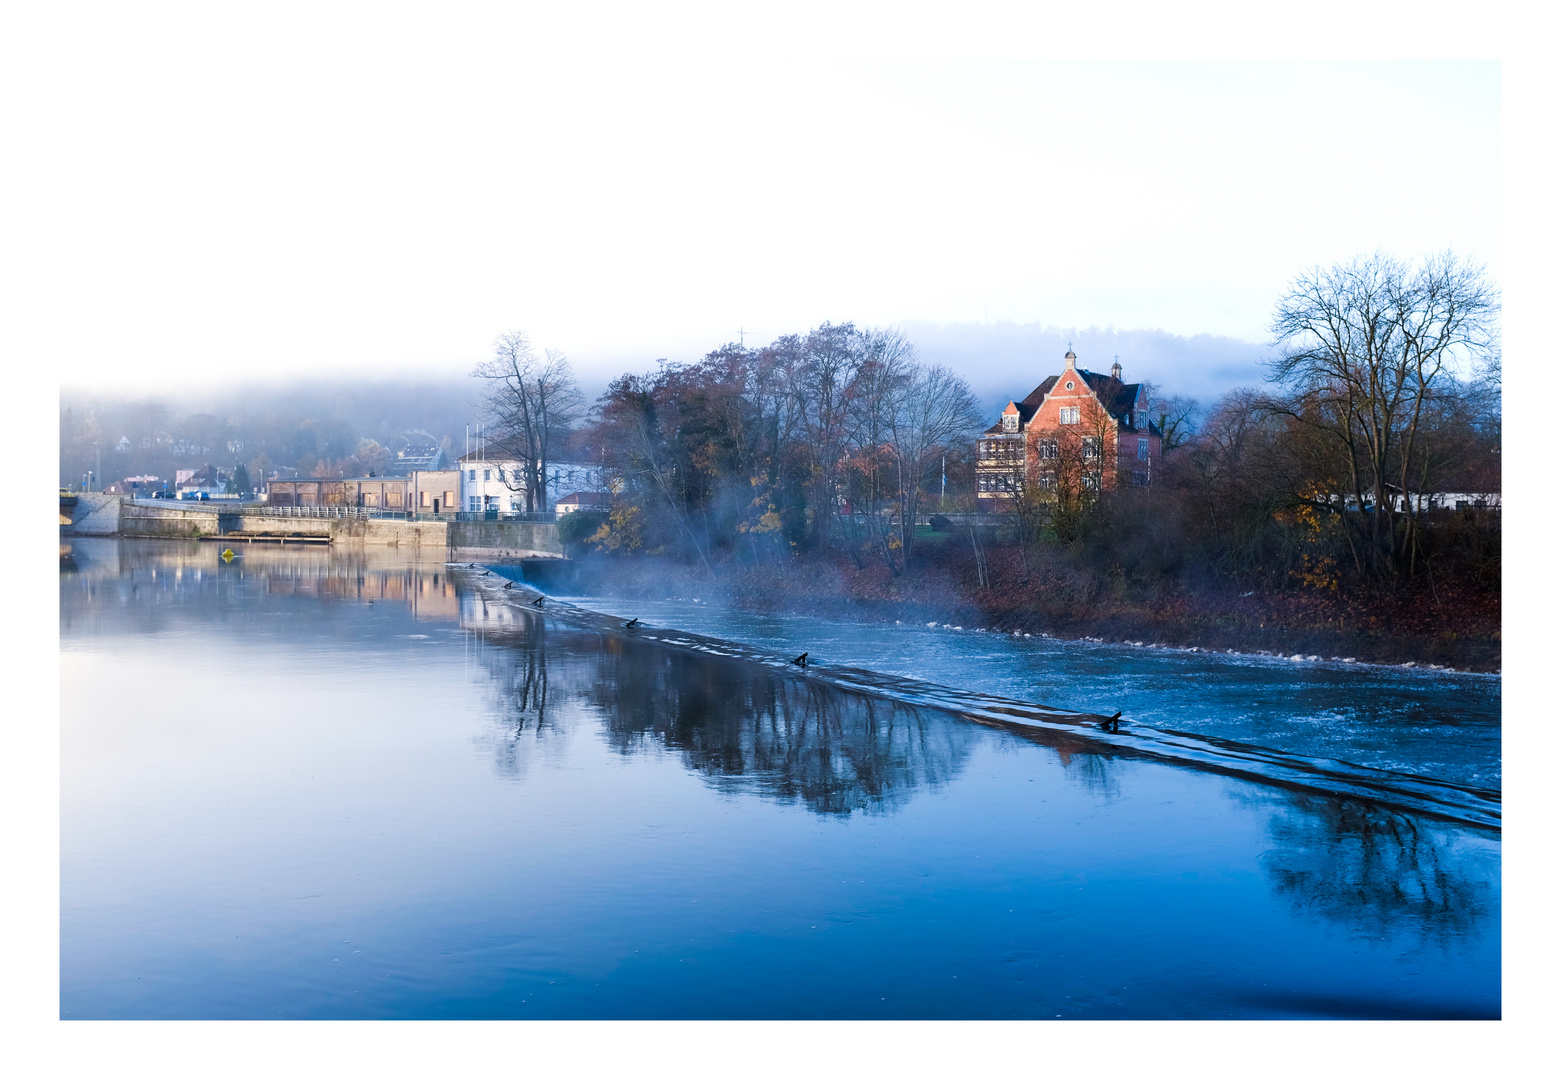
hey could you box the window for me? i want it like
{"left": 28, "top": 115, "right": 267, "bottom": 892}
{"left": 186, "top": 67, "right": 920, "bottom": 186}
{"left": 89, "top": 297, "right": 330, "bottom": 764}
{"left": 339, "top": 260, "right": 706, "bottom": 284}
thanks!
{"left": 1133, "top": 470, "right": 1149, "bottom": 488}
{"left": 1082, "top": 437, "right": 1100, "bottom": 459}
{"left": 1138, "top": 438, "right": 1149, "bottom": 461}
{"left": 483, "top": 469, "right": 491, "bottom": 482}
{"left": 468, "top": 469, "right": 476, "bottom": 480}
{"left": 1038, "top": 439, "right": 1058, "bottom": 459}
{"left": 420, "top": 490, "right": 431, "bottom": 507}
{"left": 1002, "top": 414, "right": 1018, "bottom": 432}
{"left": 1060, "top": 407, "right": 1080, "bottom": 424}
{"left": 388, "top": 492, "right": 403, "bottom": 507}
{"left": 443, "top": 491, "right": 455, "bottom": 507}
{"left": 1065, "top": 380, "right": 1075, "bottom": 390}
{"left": 468, "top": 496, "right": 481, "bottom": 511}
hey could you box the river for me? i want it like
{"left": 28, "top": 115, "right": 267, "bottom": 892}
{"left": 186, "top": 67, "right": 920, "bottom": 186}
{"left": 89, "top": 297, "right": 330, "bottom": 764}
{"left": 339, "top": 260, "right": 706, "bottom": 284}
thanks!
{"left": 60, "top": 539, "right": 1500, "bottom": 1019}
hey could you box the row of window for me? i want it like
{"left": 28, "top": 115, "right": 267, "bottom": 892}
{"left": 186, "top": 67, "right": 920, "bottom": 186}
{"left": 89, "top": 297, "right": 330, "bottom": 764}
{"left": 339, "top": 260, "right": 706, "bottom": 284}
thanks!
{"left": 468, "top": 496, "right": 526, "bottom": 512}
{"left": 978, "top": 473, "right": 1112, "bottom": 493}
{"left": 978, "top": 441, "right": 1023, "bottom": 458}
{"left": 981, "top": 436, "right": 1150, "bottom": 461}
{"left": 998, "top": 407, "right": 1156, "bottom": 431}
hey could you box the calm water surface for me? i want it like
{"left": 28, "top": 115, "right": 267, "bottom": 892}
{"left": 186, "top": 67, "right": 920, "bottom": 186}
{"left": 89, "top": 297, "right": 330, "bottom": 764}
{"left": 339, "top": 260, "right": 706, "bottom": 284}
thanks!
{"left": 60, "top": 539, "right": 1500, "bottom": 1019}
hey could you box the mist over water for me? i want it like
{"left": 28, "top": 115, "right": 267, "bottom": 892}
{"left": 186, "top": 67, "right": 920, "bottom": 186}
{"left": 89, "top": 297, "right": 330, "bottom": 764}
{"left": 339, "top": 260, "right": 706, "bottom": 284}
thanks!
{"left": 60, "top": 539, "right": 1498, "bottom": 1019}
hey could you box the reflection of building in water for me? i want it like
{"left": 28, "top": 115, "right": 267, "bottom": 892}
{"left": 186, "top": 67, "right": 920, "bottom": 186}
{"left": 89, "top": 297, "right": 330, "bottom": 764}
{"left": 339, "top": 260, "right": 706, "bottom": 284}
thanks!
{"left": 468, "top": 620, "right": 972, "bottom": 817}
{"left": 60, "top": 538, "right": 461, "bottom": 625}
{"left": 262, "top": 560, "right": 460, "bottom": 621}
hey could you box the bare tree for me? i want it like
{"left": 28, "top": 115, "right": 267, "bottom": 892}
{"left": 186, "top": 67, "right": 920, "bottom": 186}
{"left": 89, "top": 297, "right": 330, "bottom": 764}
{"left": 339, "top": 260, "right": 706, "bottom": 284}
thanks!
{"left": 473, "top": 332, "right": 585, "bottom": 512}
{"left": 794, "top": 323, "right": 861, "bottom": 554}
{"left": 889, "top": 360, "right": 985, "bottom": 573}
{"left": 843, "top": 328, "right": 915, "bottom": 575}
{"left": 1267, "top": 252, "right": 1498, "bottom": 575}
{"left": 1032, "top": 397, "right": 1114, "bottom": 542}
{"left": 1141, "top": 382, "right": 1202, "bottom": 451}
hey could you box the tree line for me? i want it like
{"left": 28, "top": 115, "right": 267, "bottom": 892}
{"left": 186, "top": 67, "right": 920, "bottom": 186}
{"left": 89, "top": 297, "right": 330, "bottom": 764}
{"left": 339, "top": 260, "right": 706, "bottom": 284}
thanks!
{"left": 1027, "top": 252, "right": 1500, "bottom": 595}
{"left": 518, "top": 251, "right": 1499, "bottom": 598}
{"left": 554, "top": 324, "right": 986, "bottom": 578}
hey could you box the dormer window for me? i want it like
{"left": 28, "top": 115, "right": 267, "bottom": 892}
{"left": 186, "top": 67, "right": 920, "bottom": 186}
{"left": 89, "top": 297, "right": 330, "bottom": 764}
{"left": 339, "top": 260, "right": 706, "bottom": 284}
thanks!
{"left": 1002, "top": 414, "right": 1018, "bottom": 432}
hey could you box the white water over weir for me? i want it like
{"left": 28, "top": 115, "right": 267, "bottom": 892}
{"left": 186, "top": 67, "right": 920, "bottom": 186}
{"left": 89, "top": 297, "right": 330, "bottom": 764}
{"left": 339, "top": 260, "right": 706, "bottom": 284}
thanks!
{"left": 452, "top": 567, "right": 1501, "bottom": 832}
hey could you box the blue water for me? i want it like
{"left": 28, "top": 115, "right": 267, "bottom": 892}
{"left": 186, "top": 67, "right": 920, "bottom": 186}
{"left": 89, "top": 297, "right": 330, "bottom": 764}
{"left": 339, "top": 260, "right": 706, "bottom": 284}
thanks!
{"left": 542, "top": 589, "right": 1501, "bottom": 791}
{"left": 60, "top": 539, "right": 1500, "bottom": 1019}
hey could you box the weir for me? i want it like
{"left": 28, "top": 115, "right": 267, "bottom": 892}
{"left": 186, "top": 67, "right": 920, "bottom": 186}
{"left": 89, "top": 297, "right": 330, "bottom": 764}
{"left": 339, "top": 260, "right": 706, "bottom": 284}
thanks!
{"left": 451, "top": 566, "right": 1501, "bottom": 832}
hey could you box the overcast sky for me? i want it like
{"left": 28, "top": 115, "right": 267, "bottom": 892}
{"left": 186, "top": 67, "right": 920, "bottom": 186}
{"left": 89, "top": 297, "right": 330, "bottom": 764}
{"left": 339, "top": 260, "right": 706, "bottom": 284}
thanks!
{"left": 12, "top": 12, "right": 1503, "bottom": 400}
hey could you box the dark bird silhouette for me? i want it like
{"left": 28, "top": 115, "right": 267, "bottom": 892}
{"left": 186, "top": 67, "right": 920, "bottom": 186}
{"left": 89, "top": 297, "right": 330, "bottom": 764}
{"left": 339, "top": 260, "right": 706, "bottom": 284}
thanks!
{"left": 625, "top": 618, "right": 640, "bottom": 629}
{"left": 531, "top": 596, "right": 545, "bottom": 607}
{"left": 1100, "top": 711, "right": 1123, "bottom": 732}
{"left": 791, "top": 652, "right": 808, "bottom": 667}
{"left": 503, "top": 581, "right": 513, "bottom": 589}
{"left": 483, "top": 570, "right": 491, "bottom": 576}
{"left": 468, "top": 563, "right": 476, "bottom": 568}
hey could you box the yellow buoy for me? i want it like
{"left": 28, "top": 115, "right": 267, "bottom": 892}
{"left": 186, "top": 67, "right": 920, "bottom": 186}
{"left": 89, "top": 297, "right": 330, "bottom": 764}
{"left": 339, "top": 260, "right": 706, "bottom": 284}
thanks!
{"left": 221, "top": 548, "right": 235, "bottom": 562}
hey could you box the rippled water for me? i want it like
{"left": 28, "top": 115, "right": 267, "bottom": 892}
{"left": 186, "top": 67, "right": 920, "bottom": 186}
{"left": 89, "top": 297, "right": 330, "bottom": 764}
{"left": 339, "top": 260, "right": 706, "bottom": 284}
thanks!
{"left": 60, "top": 539, "right": 1500, "bottom": 1019}
{"left": 542, "top": 587, "right": 1501, "bottom": 791}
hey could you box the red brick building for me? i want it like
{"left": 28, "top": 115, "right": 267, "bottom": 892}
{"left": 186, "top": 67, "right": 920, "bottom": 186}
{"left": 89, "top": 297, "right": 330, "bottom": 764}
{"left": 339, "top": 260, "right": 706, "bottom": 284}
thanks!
{"left": 976, "top": 350, "right": 1161, "bottom": 510}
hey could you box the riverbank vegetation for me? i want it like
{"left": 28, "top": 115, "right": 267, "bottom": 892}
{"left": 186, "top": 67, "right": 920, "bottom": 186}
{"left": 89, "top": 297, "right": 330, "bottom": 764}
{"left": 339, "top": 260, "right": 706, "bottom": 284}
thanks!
{"left": 565, "top": 254, "right": 1501, "bottom": 669}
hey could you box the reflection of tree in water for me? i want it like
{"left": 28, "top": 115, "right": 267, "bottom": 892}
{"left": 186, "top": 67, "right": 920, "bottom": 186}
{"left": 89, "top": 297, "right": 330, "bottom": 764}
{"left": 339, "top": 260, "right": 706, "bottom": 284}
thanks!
{"left": 589, "top": 643, "right": 971, "bottom": 815}
{"left": 471, "top": 624, "right": 971, "bottom": 815}
{"left": 471, "top": 621, "right": 574, "bottom": 779}
{"left": 1258, "top": 793, "right": 1496, "bottom": 946}
{"left": 1042, "top": 736, "right": 1122, "bottom": 799}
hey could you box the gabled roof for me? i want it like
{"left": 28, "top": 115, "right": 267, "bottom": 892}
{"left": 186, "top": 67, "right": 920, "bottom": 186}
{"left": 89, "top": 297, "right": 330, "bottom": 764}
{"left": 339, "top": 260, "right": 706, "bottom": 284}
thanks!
{"left": 1016, "top": 376, "right": 1060, "bottom": 421}
{"left": 982, "top": 356, "right": 1161, "bottom": 435}
{"left": 1076, "top": 369, "right": 1144, "bottom": 422}
{"left": 983, "top": 377, "right": 1060, "bottom": 434}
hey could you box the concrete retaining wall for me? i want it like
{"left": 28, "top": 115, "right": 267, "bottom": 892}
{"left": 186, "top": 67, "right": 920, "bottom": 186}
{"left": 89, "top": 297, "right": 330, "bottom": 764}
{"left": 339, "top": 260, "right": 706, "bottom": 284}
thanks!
{"left": 101, "top": 502, "right": 559, "bottom": 555}
{"left": 447, "top": 519, "right": 564, "bottom": 560}
{"left": 119, "top": 501, "right": 228, "bottom": 538}
{"left": 330, "top": 518, "right": 448, "bottom": 547}
{"left": 65, "top": 493, "right": 123, "bottom": 535}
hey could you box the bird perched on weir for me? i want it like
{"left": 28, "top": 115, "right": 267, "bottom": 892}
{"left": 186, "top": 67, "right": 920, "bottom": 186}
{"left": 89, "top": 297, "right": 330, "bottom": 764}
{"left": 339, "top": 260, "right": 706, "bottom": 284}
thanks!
{"left": 503, "top": 581, "right": 513, "bottom": 589}
{"left": 791, "top": 653, "right": 808, "bottom": 667}
{"left": 625, "top": 618, "right": 640, "bottom": 628}
{"left": 531, "top": 596, "right": 545, "bottom": 607}
{"left": 1100, "top": 711, "right": 1123, "bottom": 732}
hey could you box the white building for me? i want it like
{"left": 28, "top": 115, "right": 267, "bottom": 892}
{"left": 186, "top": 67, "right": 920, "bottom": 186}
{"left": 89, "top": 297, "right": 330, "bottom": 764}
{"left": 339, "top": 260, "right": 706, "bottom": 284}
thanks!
{"left": 456, "top": 451, "right": 606, "bottom": 513}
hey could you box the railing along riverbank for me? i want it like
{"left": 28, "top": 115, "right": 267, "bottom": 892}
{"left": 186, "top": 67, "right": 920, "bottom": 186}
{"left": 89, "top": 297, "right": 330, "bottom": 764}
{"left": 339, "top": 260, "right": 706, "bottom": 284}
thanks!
{"left": 127, "top": 498, "right": 558, "bottom": 525}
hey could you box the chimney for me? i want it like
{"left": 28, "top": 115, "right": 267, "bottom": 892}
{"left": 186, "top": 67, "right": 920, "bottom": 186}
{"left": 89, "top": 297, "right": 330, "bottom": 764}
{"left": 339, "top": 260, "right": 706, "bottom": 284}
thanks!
{"left": 1111, "top": 357, "right": 1122, "bottom": 380}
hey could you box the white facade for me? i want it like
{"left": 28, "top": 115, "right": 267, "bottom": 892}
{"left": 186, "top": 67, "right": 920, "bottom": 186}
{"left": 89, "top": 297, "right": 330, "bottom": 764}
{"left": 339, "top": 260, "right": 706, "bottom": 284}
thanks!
{"left": 457, "top": 456, "right": 606, "bottom": 513}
